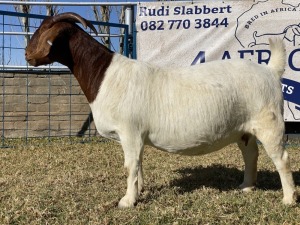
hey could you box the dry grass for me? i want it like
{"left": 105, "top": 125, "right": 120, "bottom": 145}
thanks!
{"left": 0, "top": 138, "right": 299, "bottom": 224}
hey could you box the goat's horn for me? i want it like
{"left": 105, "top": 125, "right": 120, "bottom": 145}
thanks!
{"left": 52, "top": 12, "right": 98, "bottom": 35}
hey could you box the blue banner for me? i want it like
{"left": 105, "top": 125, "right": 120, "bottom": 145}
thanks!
{"left": 282, "top": 78, "right": 300, "bottom": 107}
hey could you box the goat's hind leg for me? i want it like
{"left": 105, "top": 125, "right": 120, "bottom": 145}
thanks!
{"left": 238, "top": 134, "right": 259, "bottom": 192}
{"left": 255, "top": 120, "right": 297, "bottom": 204}
{"left": 264, "top": 142, "right": 296, "bottom": 204}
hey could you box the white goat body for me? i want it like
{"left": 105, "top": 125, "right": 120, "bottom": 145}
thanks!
{"left": 91, "top": 51, "right": 281, "bottom": 155}
{"left": 25, "top": 13, "right": 297, "bottom": 208}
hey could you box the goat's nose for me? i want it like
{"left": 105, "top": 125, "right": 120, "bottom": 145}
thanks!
{"left": 25, "top": 52, "right": 30, "bottom": 61}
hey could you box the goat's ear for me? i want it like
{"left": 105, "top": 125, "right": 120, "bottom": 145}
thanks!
{"left": 33, "top": 24, "right": 66, "bottom": 58}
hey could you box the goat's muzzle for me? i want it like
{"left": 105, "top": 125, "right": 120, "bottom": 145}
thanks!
{"left": 25, "top": 52, "right": 39, "bottom": 67}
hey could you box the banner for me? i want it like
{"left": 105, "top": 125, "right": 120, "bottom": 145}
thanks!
{"left": 136, "top": 0, "right": 300, "bottom": 122}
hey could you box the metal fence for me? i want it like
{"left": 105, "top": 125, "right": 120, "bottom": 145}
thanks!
{"left": 0, "top": 2, "right": 136, "bottom": 147}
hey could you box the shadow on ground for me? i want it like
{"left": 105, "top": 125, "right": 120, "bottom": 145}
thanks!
{"left": 139, "top": 164, "right": 300, "bottom": 205}
{"left": 169, "top": 164, "right": 300, "bottom": 193}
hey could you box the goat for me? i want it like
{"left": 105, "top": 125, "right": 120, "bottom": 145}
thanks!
{"left": 25, "top": 12, "right": 297, "bottom": 207}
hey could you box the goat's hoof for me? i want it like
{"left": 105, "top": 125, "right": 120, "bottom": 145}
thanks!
{"left": 118, "top": 196, "right": 136, "bottom": 208}
{"left": 282, "top": 192, "right": 298, "bottom": 205}
{"left": 283, "top": 197, "right": 296, "bottom": 205}
{"left": 239, "top": 184, "right": 255, "bottom": 192}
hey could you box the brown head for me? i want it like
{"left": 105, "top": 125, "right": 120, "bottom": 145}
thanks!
{"left": 25, "top": 12, "right": 98, "bottom": 67}
{"left": 25, "top": 12, "right": 114, "bottom": 103}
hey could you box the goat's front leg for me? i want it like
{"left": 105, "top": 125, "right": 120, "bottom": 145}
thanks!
{"left": 118, "top": 136, "right": 144, "bottom": 208}
{"left": 138, "top": 160, "right": 144, "bottom": 195}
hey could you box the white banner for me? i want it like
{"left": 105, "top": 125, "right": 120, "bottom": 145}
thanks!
{"left": 136, "top": 0, "right": 300, "bottom": 122}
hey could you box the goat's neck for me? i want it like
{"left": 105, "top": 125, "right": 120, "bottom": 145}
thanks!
{"left": 66, "top": 33, "right": 114, "bottom": 103}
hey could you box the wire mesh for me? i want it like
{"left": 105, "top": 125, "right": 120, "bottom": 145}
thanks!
{"left": 0, "top": 9, "right": 130, "bottom": 147}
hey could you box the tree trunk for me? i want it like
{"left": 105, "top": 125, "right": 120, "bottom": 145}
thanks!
{"left": 14, "top": 3, "right": 31, "bottom": 46}
{"left": 119, "top": 6, "right": 125, "bottom": 54}
{"left": 92, "top": 5, "right": 111, "bottom": 49}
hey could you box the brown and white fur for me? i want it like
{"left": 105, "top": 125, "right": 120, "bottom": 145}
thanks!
{"left": 25, "top": 12, "right": 297, "bottom": 208}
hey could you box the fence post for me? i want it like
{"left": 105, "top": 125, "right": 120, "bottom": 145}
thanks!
{"left": 125, "top": 5, "right": 134, "bottom": 58}
{"left": 1, "top": 14, "right": 5, "bottom": 147}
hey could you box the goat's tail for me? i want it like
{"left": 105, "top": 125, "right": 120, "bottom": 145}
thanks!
{"left": 267, "top": 38, "right": 286, "bottom": 78}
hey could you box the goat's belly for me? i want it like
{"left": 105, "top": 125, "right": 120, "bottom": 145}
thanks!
{"left": 146, "top": 136, "right": 237, "bottom": 156}
{"left": 152, "top": 144, "right": 223, "bottom": 156}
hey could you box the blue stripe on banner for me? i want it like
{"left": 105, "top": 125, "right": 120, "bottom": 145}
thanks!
{"left": 281, "top": 78, "right": 300, "bottom": 106}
